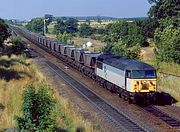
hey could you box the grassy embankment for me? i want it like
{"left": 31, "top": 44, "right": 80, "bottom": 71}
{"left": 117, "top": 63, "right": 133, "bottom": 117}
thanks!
{"left": 141, "top": 46, "right": 180, "bottom": 104}
{"left": 0, "top": 55, "right": 95, "bottom": 131}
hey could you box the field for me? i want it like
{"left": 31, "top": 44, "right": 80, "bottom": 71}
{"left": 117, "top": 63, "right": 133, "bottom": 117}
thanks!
{"left": 78, "top": 20, "right": 114, "bottom": 28}
{"left": 0, "top": 55, "right": 94, "bottom": 131}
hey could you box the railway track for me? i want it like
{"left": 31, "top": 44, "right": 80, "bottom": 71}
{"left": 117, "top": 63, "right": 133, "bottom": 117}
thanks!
{"left": 142, "top": 105, "right": 180, "bottom": 129}
{"left": 45, "top": 60, "right": 147, "bottom": 132}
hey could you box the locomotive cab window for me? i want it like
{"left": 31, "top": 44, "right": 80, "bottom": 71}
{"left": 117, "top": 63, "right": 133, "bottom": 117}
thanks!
{"left": 97, "top": 61, "right": 103, "bottom": 70}
{"left": 131, "top": 70, "right": 156, "bottom": 79}
{"left": 126, "top": 70, "right": 131, "bottom": 78}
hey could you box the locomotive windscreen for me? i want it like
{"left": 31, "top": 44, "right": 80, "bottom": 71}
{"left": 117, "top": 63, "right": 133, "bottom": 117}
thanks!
{"left": 131, "top": 70, "right": 156, "bottom": 79}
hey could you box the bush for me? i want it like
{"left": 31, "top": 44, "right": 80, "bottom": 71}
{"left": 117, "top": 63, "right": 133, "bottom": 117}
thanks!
{"left": 56, "top": 32, "right": 73, "bottom": 44}
{"left": 16, "top": 83, "right": 57, "bottom": 131}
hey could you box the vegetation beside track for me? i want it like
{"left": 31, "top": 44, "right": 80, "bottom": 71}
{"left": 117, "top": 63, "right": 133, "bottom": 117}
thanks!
{"left": 0, "top": 54, "right": 95, "bottom": 131}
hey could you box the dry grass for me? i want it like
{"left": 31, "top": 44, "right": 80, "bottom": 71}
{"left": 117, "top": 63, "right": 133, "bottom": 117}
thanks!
{"left": 78, "top": 21, "right": 114, "bottom": 28}
{"left": 158, "top": 74, "right": 180, "bottom": 104}
{"left": 157, "top": 62, "right": 180, "bottom": 104}
{"left": 47, "top": 22, "right": 56, "bottom": 34}
{"left": 140, "top": 46, "right": 156, "bottom": 65}
{"left": 0, "top": 55, "right": 95, "bottom": 131}
{"left": 53, "top": 92, "right": 94, "bottom": 132}
{"left": 72, "top": 37, "right": 104, "bottom": 52}
{"left": 141, "top": 46, "right": 180, "bottom": 103}
{"left": 158, "top": 62, "right": 180, "bottom": 76}
{"left": 0, "top": 55, "right": 44, "bottom": 130}
{"left": 45, "top": 33, "right": 56, "bottom": 39}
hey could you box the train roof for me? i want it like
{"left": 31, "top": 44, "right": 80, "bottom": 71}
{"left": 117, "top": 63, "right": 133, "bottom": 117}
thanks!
{"left": 97, "top": 54, "right": 155, "bottom": 71}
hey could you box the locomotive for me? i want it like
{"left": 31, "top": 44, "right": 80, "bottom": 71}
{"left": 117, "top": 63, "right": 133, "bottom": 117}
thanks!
{"left": 12, "top": 26, "right": 158, "bottom": 104}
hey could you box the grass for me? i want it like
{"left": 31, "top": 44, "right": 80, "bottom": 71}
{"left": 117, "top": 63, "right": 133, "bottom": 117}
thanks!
{"left": 157, "top": 62, "right": 180, "bottom": 105}
{"left": 54, "top": 93, "right": 95, "bottom": 132}
{"left": 72, "top": 37, "right": 104, "bottom": 52}
{"left": 78, "top": 20, "right": 114, "bottom": 28}
{"left": 157, "top": 62, "right": 180, "bottom": 75}
{"left": 141, "top": 46, "right": 180, "bottom": 104}
{"left": 47, "top": 22, "right": 56, "bottom": 34}
{"left": 0, "top": 55, "right": 40, "bottom": 130}
{"left": 158, "top": 75, "right": 180, "bottom": 104}
{"left": 0, "top": 55, "right": 96, "bottom": 131}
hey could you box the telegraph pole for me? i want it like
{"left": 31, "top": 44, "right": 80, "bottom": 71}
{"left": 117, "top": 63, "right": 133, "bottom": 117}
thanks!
{"left": 43, "top": 19, "right": 46, "bottom": 36}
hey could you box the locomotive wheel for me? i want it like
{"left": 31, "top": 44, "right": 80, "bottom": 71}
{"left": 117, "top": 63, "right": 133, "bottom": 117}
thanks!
{"left": 119, "top": 93, "right": 122, "bottom": 98}
{"left": 123, "top": 96, "right": 128, "bottom": 101}
{"left": 128, "top": 98, "right": 133, "bottom": 104}
{"left": 143, "top": 96, "right": 150, "bottom": 106}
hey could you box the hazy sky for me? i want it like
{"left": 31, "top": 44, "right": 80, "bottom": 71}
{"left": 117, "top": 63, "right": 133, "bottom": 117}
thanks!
{"left": 0, "top": 0, "right": 151, "bottom": 20}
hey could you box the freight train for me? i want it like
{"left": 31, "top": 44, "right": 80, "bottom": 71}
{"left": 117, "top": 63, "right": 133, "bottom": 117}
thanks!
{"left": 12, "top": 26, "right": 159, "bottom": 105}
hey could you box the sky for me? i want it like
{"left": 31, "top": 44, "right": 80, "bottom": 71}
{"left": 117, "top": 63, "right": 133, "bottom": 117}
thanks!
{"left": 0, "top": 0, "right": 151, "bottom": 20}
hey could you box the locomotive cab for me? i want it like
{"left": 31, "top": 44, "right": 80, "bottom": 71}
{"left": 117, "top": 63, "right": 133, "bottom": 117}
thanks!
{"left": 126, "top": 70, "right": 157, "bottom": 93}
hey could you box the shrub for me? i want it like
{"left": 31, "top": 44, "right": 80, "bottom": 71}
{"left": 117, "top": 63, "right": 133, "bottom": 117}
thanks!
{"left": 16, "top": 83, "right": 57, "bottom": 131}
{"left": 154, "top": 26, "right": 180, "bottom": 63}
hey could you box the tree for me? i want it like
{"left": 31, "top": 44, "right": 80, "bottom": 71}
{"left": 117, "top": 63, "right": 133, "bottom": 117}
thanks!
{"left": 26, "top": 18, "right": 44, "bottom": 33}
{"left": 44, "top": 14, "right": 54, "bottom": 25}
{"left": 102, "top": 39, "right": 140, "bottom": 59}
{"left": 0, "top": 18, "right": 10, "bottom": 47}
{"left": 97, "top": 16, "right": 102, "bottom": 24}
{"left": 148, "top": 0, "right": 180, "bottom": 64}
{"left": 16, "top": 83, "right": 57, "bottom": 131}
{"left": 148, "top": 0, "right": 180, "bottom": 20}
{"left": 111, "top": 39, "right": 140, "bottom": 59}
{"left": 79, "top": 23, "right": 94, "bottom": 37}
{"left": 154, "top": 25, "right": 180, "bottom": 63}
{"left": 101, "top": 21, "right": 145, "bottom": 47}
{"left": 54, "top": 18, "right": 66, "bottom": 34}
{"left": 65, "top": 18, "right": 78, "bottom": 34}
{"left": 135, "top": 18, "right": 158, "bottom": 39}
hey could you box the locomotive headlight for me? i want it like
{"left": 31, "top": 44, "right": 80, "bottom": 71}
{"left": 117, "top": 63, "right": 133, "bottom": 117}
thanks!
{"left": 150, "top": 81, "right": 155, "bottom": 86}
{"left": 150, "top": 81, "right": 156, "bottom": 89}
{"left": 134, "top": 81, "right": 137, "bottom": 85}
{"left": 137, "top": 81, "right": 139, "bottom": 85}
